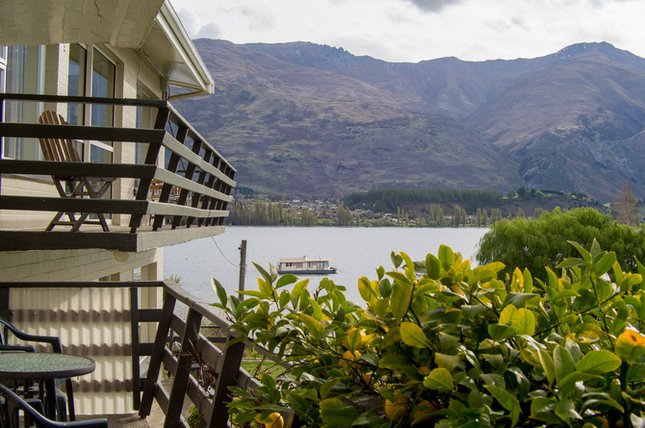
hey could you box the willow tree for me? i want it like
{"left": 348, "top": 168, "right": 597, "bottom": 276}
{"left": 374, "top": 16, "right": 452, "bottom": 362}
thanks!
{"left": 476, "top": 207, "right": 645, "bottom": 280}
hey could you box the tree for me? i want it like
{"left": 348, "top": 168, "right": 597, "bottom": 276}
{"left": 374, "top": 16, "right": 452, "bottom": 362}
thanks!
{"left": 476, "top": 207, "right": 645, "bottom": 280}
{"left": 515, "top": 207, "right": 525, "bottom": 218}
{"left": 612, "top": 182, "right": 641, "bottom": 227}
{"left": 300, "top": 209, "right": 317, "bottom": 227}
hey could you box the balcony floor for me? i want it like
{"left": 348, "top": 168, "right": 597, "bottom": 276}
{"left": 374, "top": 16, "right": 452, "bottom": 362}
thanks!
{"left": 76, "top": 401, "right": 165, "bottom": 428}
{"left": 0, "top": 224, "right": 226, "bottom": 252}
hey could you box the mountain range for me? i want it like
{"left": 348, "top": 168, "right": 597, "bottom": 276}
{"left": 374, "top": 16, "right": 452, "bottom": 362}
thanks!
{"left": 172, "top": 40, "right": 645, "bottom": 202}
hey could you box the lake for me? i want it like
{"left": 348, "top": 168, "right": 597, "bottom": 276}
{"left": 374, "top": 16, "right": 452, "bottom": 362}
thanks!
{"left": 163, "top": 226, "right": 488, "bottom": 305}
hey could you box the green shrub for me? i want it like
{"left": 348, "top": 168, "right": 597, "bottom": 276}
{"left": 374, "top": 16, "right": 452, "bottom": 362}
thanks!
{"left": 215, "top": 240, "right": 645, "bottom": 427}
{"left": 476, "top": 207, "right": 645, "bottom": 281}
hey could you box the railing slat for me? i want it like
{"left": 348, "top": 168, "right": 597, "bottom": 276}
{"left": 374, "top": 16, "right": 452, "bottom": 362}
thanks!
{"left": 0, "top": 94, "right": 235, "bottom": 235}
{"left": 139, "top": 292, "right": 177, "bottom": 418}
{"left": 165, "top": 308, "right": 203, "bottom": 427}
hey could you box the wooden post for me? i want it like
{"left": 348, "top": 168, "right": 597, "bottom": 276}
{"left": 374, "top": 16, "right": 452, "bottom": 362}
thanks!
{"left": 238, "top": 240, "right": 247, "bottom": 301}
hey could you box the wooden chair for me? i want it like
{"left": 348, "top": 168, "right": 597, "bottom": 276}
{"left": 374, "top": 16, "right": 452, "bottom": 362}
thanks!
{"left": 37, "top": 111, "right": 116, "bottom": 232}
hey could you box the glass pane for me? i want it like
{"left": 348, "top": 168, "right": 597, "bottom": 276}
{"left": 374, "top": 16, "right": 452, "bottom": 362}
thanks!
{"left": 91, "top": 49, "right": 115, "bottom": 129}
{"left": 68, "top": 44, "right": 86, "bottom": 126}
{"left": 4, "top": 45, "right": 44, "bottom": 160}
{"left": 90, "top": 144, "right": 112, "bottom": 163}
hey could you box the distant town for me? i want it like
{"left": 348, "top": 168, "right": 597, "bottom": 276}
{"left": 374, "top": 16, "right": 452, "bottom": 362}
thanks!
{"left": 227, "top": 187, "right": 616, "bottom": 227}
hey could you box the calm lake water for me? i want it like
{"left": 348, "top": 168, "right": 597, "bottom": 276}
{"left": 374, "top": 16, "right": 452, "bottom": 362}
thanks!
{"left": 164, "top": 226, "right": 488, "bottom": 305}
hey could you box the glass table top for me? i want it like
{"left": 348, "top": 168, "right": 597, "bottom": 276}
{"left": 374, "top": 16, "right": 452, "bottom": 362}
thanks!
{"left": 0, "top": 352, "right": 95, "bottom": 380}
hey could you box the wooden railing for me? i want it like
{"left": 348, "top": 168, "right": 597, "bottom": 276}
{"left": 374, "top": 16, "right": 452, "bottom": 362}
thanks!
{"left": 0, "top": 281, "right": 292, "bottom": 428}
{"left": 0, "top": 93, "right": 236, "bottom": 233}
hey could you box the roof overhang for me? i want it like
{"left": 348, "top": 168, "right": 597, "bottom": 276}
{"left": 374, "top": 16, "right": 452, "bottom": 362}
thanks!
{"left": 0, "top": 0, "right": 165, "bottom": 49}
{"left": 0, "top": 0, "right": 214, "bottom": 99}
{"left": 141, "top": 2, "right": 215, "bottom": 99}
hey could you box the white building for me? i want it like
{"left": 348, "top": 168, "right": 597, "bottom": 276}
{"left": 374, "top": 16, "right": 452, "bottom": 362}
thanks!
{"left": 0, "top": 0, "right": 234, "bottom": 415}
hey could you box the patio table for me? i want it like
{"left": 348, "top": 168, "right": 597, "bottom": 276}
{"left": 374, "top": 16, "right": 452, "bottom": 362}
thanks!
{"left": 0, "top": 352, "right": 95, "bottom": 420}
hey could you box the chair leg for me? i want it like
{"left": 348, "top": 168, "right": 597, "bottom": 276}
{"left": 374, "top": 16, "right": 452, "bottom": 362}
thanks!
{"left": 64, "top": 379, "right": 75, "bottom": 421}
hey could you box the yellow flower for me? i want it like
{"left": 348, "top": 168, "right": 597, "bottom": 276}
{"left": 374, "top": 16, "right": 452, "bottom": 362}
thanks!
{"left": 615, "top": 329, "right": 645, "bottom": 362}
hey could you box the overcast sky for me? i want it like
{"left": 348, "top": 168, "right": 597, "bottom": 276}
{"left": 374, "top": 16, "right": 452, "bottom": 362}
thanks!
{"left": 174, "top": 0, "right": 645, "bottom": 63}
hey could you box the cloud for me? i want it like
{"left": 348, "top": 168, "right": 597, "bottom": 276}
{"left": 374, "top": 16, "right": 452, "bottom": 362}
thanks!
{"left": 197, "top": 23, "right": 221, "bottom": 39}
{"left": 403, "top": 0, "right": 463, "bottom": 12}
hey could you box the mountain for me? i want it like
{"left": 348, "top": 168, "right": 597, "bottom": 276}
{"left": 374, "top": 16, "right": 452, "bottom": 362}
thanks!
{"left": 173, "top": 40, "right": 645, "bottom": 201}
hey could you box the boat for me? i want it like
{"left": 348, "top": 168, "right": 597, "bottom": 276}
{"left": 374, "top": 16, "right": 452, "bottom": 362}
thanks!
{"left": 277, "top": 256, "right": 337, "bottom": 275}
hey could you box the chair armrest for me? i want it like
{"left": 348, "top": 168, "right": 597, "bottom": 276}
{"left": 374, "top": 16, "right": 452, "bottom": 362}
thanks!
{"left": 0, "top": 384, "right": 108, "bottom": 428}
{"left": 0, "top": 344, "right": 35, "bottom": 352}
{"left": 1, "top": 317, "right": 62, "bottom": 353}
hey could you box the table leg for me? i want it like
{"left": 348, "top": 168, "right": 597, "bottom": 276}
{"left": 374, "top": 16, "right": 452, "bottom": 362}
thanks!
{"left": 43, "top": 379, "right": 57, "bottom": 420}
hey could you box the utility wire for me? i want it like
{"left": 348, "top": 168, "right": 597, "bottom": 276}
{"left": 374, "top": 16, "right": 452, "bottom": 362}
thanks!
{"left": 211, "top": 236, "right": 239, "bottom": 267}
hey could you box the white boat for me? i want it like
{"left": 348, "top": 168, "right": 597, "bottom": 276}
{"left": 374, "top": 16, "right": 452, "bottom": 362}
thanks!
{"left": 277, "top": 256, "right": 337, "bottom": 274}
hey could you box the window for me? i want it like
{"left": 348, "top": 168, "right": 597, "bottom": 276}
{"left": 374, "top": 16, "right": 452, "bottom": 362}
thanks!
{"left": 0, "top": 46, "right": 6, "bottom": 94}
{"left": 68, "top": 45, "right": 116, "bottom": 163}
{"left": 2, "top": 45, "right": 46, "bottom": 159}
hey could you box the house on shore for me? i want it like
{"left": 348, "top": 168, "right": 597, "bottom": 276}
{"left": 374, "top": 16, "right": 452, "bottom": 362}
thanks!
{"left": 0, "top": 0, "right": 235, "bottom": 414}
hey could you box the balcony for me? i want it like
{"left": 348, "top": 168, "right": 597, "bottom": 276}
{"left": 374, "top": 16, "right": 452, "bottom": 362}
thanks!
{"left": 0, "top": 93, "right": 236, "bottom": 253}
{"left": 0, "top": 280, "right": 286, "bottom": 428}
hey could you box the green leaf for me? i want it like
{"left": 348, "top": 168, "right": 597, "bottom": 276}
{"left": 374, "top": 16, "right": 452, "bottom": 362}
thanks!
{"left": 556, "top": 258, "right": 586, "bottom": 269}
{"left": 499, "top": 305, "right": 535, "bottom": 335}
{"left": 594, "top": 252, "right": 617, "bottom": 277}
{"left": 435, "top": 353, "right": 461, "bottom": 371}
{"left": 298, "top": 313, "right": 324, "bottom": 339}
{"left": 554, "top": 398, "right": 582, "bottom": 423}
{"left": 320, "top": 378, "right": 340, "bottom": 399}
{"left": 400, "top": 322, "right": 428, "bottom": 348}
{"left": 257, "top": 278, "right": 273, "bottom": 298}
{"left": 379, "top": 353, "right": 413, "bottom": 372}
{"left": 290, "top": 279, "right": 309, "bottom": 308}
{"left": 276, "top": 274, "right": 298, "bottom": 289}
{"left": 309, "top": 297, "right": 323, "bottom": 320}
{"left": 254, "top": 262, "right": 273, "bottom": 286}
{"left": 558, "top": 371, "right": 601, "bottom": 398}
{"left": 620, "top": 273, "right": 643, "bottom": 293}
{"left": 426, "top": 254, "right": 441, "bottom": 279}
{"left": 485, "top": 385, "right": 520, "bottom": 427}
{"left": 530, "top": 397, "right": 563, "bottom": 425}
{"left": 382, "top": 326, "right": 401, "bottom": 348}
{"left": 581, "top": 398, "right": 624, "bottom": 413}
{"left": 319, "top": 398, "right": 360, "bottom": 427}
{"left": 576, "top": 350, "right": 622, "bottom": 374}
{"left": 391, "top": 252, "right": 403, "bottom": 268}
{"left": 387, "top": 271, "right": 411, "bottom": 285}
{"left": 612, "top": 300, "right": 629, "bottom": 335}
{"left": 488, "top": 324, "right": 515, "bottom": 342}
{"left": 278, "top": 290, "right": 290, "bottom": 309}
{"left": 568, "top": 240, "right": 592, "bottom": 264}
{"left": 358, "top": 277, "right": 375, "bottom": 301}
{"left": 401, "top": 251, "right": 415, "bottom": 278}
{"left": 438, "top": 245, "right": 455, "bottom": 270}
{"left": 538, "top": 348, "right": 555, "bottom": 386}
{"left": 391, "top": 283, "right": 411, "bottom": 323}
{"left": 553, "top": 289, "right": 580, "bottom": 302}
{"left": 523, "top": 268, "right": 533, "bottom": 293}
{"left": 211, "top": 278, "right": 227, "bottom": 307}
{"left": 423, "top": 368, "right": 454, "bottom": 392}
{"left": 554, "top": 345, "right": 576, "bottom": 384}
{"left": 460, "top": 304, "right": 486, "bottom": 319}
{"left": 503, "top": 292, "right": 538, "bottom": 308}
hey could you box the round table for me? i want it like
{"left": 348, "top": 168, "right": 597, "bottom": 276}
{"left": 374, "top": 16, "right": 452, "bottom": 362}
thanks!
{"left": 0, "top": 352, "right": 95, "bottom": 420}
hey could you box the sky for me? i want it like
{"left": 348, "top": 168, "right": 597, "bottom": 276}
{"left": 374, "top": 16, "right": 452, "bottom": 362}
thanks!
{"left": 174, "top": 0, "right": 645, "bottom": 64}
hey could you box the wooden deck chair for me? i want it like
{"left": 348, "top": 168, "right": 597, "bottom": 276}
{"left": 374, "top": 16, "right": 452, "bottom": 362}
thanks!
{"left": 37, "top": 111, "right": 116, "bottom": 232}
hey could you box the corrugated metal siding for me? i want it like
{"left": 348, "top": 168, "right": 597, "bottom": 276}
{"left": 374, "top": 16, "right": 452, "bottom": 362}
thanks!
{"left": 9, "top": 287, "right": 133, "bottom": 415}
